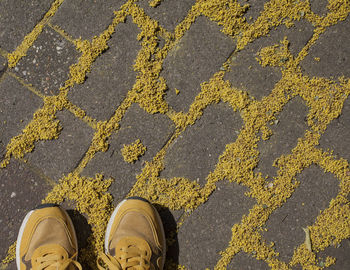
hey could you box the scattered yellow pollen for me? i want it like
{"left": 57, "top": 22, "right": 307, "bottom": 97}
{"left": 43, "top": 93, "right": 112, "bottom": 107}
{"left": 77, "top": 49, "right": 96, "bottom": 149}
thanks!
{"left": 1, "top": 0, "right": 350, "bottom": 269}
{"left": 122, "top": 139, "right": 147, "bottom": 163}
{"left": 7, "top": 0, "right": 64, "bottom": 68}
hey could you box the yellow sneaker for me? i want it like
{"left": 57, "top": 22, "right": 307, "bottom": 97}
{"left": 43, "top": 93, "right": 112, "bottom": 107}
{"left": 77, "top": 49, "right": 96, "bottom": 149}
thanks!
{"left": 97, "top": 197, "right": 166, "bottom": 270}
{"left": 16, "top": 204, "right": 82, "bottom": 270}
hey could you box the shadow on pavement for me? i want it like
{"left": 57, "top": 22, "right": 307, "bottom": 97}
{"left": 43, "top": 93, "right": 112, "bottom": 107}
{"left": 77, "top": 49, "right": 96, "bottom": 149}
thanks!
{"left": 154, "top": 204, "right": 180, "bottom": 270}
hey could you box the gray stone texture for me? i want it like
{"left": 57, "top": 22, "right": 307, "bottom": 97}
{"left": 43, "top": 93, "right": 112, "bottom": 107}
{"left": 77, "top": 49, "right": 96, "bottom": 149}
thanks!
{"left": 13, "top": 26, "right": 79, "bottom": 96}
{"left": 228, "top": 251, "right": 269, "bottom": 270}
{"left": 138, "top": 0, "right": 196, "bottom": 32}
{"left": 318, "top": 240, "right": 350, "bottom": 270}
{"left": 0, "top": 143, "right": 51, "bottom": 260}
{"left": 161, "top": 103, "right": 243, "bottom": 186}
{"left": 0, "top": 74, "right": 43, "bottom": 147}
{"left": 224, "top": 19, "right": 314, "bottom": 100}
{"left": 255, "top": 97, "right": 309, "bottom": 179}
{"left": 310, "top": 0, "right": 329, "bottom": 16}
{"left": 263, "top": 165, "right": 339, "bottom": 263}
{"left": 82, "top": 103, "right": 175, "bottom": 202}
{"left": 68, "top": 18, "right": 141, "bottom": 121}
{"left": 319, "top": 96, "right": 350, "bottom": 161}
{"left": 0, "top": 55, "right": 7, "bottom": 78}
{"left": 177, "top": 181, "right": 256, "bottom": 269}
{"left": 301, "top": 17, "right": 350, "bottom": 79}
{"left": 0, "top": 1, "right": 349, "bottom": 269}
{"left": 51, "top": 0, "right": 126, "bottom": 40}
{"left": 162, "top": 16, "right": 235, "bottom": 112}
{"left": 242, "top": 0, "right": 266, "bottom": 23}
{"left": 0, "top": 0, "right": 52, "bottom": 52}
{"left": 28, "top": 110, "right": 94, "bottom": 182}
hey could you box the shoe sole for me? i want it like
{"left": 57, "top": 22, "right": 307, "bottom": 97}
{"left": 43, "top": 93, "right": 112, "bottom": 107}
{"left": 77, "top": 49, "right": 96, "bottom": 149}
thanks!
{"left": 104, "top": 197, "right": 167, "bottom": 268}
{"left": 16, "top": 204, "right": 78, "bottom": 269}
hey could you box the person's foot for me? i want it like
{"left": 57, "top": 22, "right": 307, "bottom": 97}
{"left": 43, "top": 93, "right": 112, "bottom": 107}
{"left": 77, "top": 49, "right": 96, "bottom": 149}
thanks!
{"left": 16, "top": 204, "right": 82, "bottom": 270}
{"left": 98, "top": 197, "right": 166, "bottom": 270}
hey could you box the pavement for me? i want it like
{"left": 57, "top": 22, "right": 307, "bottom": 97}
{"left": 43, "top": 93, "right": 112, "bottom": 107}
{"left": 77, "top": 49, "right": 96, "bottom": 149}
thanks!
{"left": 1, "top": 0, "right": 350, "bottom": 269}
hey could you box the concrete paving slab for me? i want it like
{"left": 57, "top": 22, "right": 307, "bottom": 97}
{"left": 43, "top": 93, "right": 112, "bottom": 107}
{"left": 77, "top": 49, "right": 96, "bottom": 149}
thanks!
{"left": 318, "top": 240, "right": 350, "bottom": 270}
{"left": 177, "top": 181, "right": 256, "bottom": 269}
{"left": 0, "top": 56, "right": 6, "bottom": 77}
{"left": 1, "top": 1, "right": 350, "bottom": 269}
{"left": 162, "top": 16, "right": 235, "bottom": 112}
{"left": 255, "top": 97, "right": 309, "bottom": 179}
{"left": 82, "top": 103, "right": 175, "bottom": 201}
{"left": 227, "top": 251, "right": 271, "bottom": 270}
{"left": 68, "top": 18, "right": 141, "bottom": 121}
{"left": 224, "top": 19, "right": 313, "bottom": 100}
{"left": 301, "top": 17, "right": 350, "bottom": 79}
{"left": 263, "top": 165, "right": 339, "bottom": 263}
{"left": 242, "top": 0, "right": 266, "bottom": 23}
{"left": 0, "top": 0, "right": 52, "bottom": 52}
{"left": 227, "top": 251, "right": 269, "bottom": 270}
{"left": 13, "top": 26, "right": 79, "bottom": 96}
{"left": 161, "top": 103, "right": 243, "bottom": 186}
{"left": 310, "top": 0, "right": 329, "bottom": 16}
{"left": 51, "top": 0, "right": 126, "bottom": 40}
{"left": 319, "top": 97, "right": 350, "bottom": 161}
{"left": 138, "top": 0, "right": 196, "bottom": 32}
{"left": 28, "top": 110, "right": 94, "bottom": 182}
{"left": 0, "top": 144, "right": 51, "bottom": 260}
{"left": 0, "top": 74, "right": 43, "bottom": 147}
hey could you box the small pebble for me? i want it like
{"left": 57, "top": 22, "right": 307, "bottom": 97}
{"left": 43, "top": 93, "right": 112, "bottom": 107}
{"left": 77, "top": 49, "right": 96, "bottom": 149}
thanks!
{"left": 10, "top": 192, "right": 16, "bottom": 198}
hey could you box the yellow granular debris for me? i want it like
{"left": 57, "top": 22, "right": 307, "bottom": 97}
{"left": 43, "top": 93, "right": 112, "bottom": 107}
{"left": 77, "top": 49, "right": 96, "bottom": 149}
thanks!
{"left": 197, "top": 0, "right": 249, "bottom": 36}
{"left": 256, "top": 37, "right": 294, "bottom": 69}
{"left": 289, "top": 245, "right": 319, "bottom": 270}
{"left": 7, "top": 0, "right": 64, "bottom": 68}
{"left": 149, "top": 0, "right": 162, "bottom": 8}
{"left": 47, "top": 22, "right": 75, "bottom": 44}
{"left": 2, "top": 0, "right": 350, "bottom": 268}
{"left": 0, "top": 241, "right": 16, "bottom": 267}
{"left": 0, "top": 95, "right": 65, "bottom": 168}
{"left": 43, "top": 173, "right": 113, "bottom": 268}
{"left": 121, "top": 139, "right": 147, "bottom": 163}
{"left": 324, "top": 256, "right": 336, "bottom": 267}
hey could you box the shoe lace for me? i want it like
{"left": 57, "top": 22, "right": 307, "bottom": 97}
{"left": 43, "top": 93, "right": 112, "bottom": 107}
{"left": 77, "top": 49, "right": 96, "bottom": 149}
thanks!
{"left": 33, "top": 252, "right": 82, "bottom": 270}
{"left": 97, "top": 245, "right": 151, "bottom": 270}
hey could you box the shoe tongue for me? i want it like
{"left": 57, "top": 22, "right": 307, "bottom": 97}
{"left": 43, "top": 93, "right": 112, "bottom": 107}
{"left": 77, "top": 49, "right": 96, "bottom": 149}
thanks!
{"left": 32, "top": 244, "right": 69, "bottom": 270}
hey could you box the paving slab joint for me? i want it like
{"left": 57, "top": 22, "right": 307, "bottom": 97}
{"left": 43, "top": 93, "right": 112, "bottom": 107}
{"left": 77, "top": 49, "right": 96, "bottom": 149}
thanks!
{"left": 18, "top": 159, "right": 57, "bottom": 188}
{"left": 0, "top": 61, "right": 8, "bottom": 80}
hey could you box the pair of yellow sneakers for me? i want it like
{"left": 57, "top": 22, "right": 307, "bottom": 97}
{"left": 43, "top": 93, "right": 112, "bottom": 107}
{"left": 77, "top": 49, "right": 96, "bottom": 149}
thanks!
{"left": 16, "top": 197, "right": 166, "bottom": 270}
